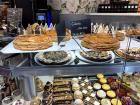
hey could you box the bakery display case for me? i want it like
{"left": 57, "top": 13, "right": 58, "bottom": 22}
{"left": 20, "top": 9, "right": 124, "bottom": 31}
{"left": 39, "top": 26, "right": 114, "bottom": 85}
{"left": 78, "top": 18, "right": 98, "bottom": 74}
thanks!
{"left": 0, "top": 13, "right": 140, "bottom": 105}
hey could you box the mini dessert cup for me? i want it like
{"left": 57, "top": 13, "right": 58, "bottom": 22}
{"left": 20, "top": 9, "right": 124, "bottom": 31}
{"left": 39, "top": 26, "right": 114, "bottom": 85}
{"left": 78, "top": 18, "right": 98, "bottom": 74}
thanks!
{"left": 11, "top": 89, "right": 22, "bottom": 101}
{"left": 2, "top": 96, "right": 14, "bottom": 105}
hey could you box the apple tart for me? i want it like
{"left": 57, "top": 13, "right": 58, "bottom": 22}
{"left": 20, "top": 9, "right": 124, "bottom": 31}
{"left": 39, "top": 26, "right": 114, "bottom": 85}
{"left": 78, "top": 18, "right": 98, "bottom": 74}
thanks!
{"left": 13, "top": 34, "right": 53, "bottom": 51}
{"left": 81, "top": 34, "right": 120, "bottom": 51}
{"left": 116, "top": 48, "right": 140, "bottom": 60}
{"left": 126, "top": 28, "right": 140, "bottom": 37}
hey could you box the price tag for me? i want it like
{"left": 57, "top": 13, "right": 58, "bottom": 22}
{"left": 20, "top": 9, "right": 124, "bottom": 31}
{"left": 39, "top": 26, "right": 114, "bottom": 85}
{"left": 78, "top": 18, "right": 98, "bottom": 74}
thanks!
{"left": 70, "top": 19, "right": 91, "bottom": 35}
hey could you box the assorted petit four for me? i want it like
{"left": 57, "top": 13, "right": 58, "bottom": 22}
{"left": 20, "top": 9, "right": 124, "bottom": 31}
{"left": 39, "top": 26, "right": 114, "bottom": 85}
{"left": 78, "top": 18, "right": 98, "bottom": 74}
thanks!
{"left": 102, "top": 84, "right": 110, "bottom": 91}
{"left": 101, "top": 98, "right": 111, "bottom": 105}
{"left": 107, "top": 90, "right": 116, "bottom": 98}
{"left": 74, "top": 90, "right": 83, "bottom": 99}
{"left": 99, "top": 78, "right": 107, "bottom": 84}
{"left": 93, "top": 83, "right": 101, "bottom": 90}
{"left": 111, "top": 99, "right": 122, "bottom": 105}
{"left": 97, "top": 90, "right": 106, "bottom": 99}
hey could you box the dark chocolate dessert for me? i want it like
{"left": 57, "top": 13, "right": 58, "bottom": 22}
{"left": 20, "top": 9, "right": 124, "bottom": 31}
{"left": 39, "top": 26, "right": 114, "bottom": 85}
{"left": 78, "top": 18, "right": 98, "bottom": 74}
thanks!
{"left": 80, "top": 51, "right": 112, "bottom": 62}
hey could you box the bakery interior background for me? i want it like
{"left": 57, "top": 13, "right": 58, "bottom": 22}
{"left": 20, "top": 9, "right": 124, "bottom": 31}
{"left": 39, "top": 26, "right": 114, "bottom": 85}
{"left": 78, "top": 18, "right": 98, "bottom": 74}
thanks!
{"left": 48, "top": 0, "right": 140, "bottom": 13}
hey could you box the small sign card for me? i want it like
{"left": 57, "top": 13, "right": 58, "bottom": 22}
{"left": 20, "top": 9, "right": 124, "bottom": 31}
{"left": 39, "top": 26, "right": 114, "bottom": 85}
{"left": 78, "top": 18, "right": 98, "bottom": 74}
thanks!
{"left": 70, "top": 19, "right": 91, "bottom": 35}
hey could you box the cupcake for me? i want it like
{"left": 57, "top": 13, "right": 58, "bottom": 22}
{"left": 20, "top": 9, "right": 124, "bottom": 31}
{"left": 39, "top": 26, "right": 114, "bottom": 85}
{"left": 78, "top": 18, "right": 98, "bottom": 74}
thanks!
{"left": 72, "top": 78, "right": 79, "bottom": 84}
{"left": 74, "top": 90, "right": 83, "bottom": 99}
{"left": 102, "top": 84, "right": 110, "bottom": 91}
{"left": 121, "top": 96, "right": 132, "bottom": 105}
{"left": 110, "top": 82, "right": 119, "bottom": 90}
{"left": 99, "top": 78, "right": 107, "bottom": 84}
{"left": 93, "top": 83, "right": 101, "bottom": 90}
{"left": 72, "top": 83, "right": 80, "bottom": 91}
{"left": 101, "top": 98, "right": 111, "bottom": 105}
{"left": 97, "top": 74, "right": 104, "bottom": 79}
{"left": 74, "top": 99, "right": 84, "bottom": 105}
{"left": 97, "top": 90, "right": 106, "bottom": 99}
{"left": 107, "top": 90, "right": 116, "bottom": 98}
{"left": 111, "top": 99, "right": 122, "bottom": 105}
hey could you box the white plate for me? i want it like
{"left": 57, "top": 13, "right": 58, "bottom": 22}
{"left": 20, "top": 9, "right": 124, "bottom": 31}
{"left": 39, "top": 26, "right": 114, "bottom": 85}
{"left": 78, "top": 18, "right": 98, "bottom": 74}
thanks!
{"left": 34, "top": 51, "right": 75, "bottom": 66}
{"left": 75, "top": 50, "right": 115, "bottom": 64}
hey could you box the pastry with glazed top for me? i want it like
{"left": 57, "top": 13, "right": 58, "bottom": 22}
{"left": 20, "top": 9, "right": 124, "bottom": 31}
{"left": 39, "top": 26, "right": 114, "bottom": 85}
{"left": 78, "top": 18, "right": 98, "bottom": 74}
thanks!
{"left": 97, "top": 74, "right": 104, "bottom": 79}
{"left": 101, "top": 98, "right": 111, "bottom": 105}
{"left": 97, "top": 90, "right": 106, "bottom": 99}
{"left": 126, "top": 28, "right": 140, "bottom": 37}
{"left": 102, "top": 84, "right": 110, "bottom": 91}
{"left": 93, "top": 83, "right": 101, "bottom": 90}
{"left": 13, "top": 34, "right": 53, "bottom": 51}
{"left": 107, "top": 90, "right": 116, "bottom": 98}
{"left": 111, "top": 99, "right": 122, "bottom": 105}
{"left": 115, "top": 31, "right": 125, "bottom": 41}
{"left": 99, "top": 78, "right": 107, "bottom": 84}
{"left": 115, "top": 48, "right": 140, "bottom": 61}
{"left": 81, "top": 34, "right": 120, "bottom": 51}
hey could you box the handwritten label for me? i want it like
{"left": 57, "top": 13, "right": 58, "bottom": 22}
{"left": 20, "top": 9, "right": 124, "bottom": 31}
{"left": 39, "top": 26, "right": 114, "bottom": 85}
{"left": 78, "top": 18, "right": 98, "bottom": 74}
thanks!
{"left": 70, "top": 19, "right": 91, "bottom": 35}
